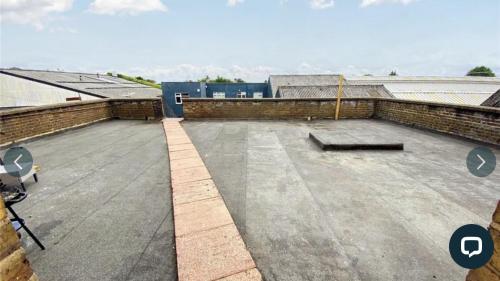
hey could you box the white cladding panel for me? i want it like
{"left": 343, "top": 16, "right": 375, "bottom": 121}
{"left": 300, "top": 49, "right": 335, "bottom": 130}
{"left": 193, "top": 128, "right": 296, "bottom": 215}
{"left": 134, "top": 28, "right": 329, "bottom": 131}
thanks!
{"left": 0, "top": 74, "right": 99, "bottom": 107}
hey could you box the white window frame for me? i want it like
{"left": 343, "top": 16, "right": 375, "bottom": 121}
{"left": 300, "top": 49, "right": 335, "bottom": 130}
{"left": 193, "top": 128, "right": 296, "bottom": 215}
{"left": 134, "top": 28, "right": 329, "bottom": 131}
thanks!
{"left": 175, "top": 93, "right": 183, "bottom": 104}
{"left": 253, "top": 92, "right": 263, "bottom": 99}
{"left": 236, "top": 92, "right": 247, "bottom": 98}
{"left": 213, "top": 92, "right": 226, "bottom": 99}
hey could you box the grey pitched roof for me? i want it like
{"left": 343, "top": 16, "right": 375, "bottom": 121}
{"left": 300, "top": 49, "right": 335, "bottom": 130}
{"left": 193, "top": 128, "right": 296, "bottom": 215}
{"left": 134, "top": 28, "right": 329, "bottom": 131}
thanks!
{"left": 481, "top": 89, "right": 500, "bottom": 107}
{"left": 0, "top": 69, "right": 162, "bottom": 99}
{"left": 276, "top": 85, "right": 394, "bottom": 99}
{"left": 269, "top": 75, "right": 341, "bottom": 96}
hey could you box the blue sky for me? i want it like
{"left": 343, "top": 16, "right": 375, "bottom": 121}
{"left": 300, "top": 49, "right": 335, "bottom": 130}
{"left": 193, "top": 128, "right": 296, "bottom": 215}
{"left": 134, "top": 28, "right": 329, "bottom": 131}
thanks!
{"left": 1, "top": 0, "right": 499, "bottom": 82}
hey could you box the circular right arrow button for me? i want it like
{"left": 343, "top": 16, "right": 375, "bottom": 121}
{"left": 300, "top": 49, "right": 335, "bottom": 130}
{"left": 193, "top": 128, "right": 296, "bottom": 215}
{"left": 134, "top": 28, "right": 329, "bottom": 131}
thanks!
{"left": 466, "top": 147, "right": 496, "bottom": 177}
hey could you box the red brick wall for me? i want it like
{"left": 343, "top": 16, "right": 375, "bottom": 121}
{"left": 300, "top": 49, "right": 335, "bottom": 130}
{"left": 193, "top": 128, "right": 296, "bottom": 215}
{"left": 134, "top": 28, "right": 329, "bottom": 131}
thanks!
{"left": 0, "top": 199, "right": 39, "bottom": 281}
{"left": 183, "top": 98, "right": 375, "bottom": 120}
{"left": 466, "top": 201, "right": 500, "bottom": 281}
{"left": 375, "top": 99, "right": 500, "bottom": 145}
{"left": 111, "top": 99, "right": 164, "bottom": 120}
{"left": 0, "top": 99, "right": 163, "bottom": 146}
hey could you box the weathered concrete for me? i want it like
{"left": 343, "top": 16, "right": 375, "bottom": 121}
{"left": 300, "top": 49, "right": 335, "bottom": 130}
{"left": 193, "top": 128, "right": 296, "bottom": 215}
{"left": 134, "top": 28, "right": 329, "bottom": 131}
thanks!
{"left": 183, "top": 119, "right": 499, "bottom": 281}
{"left": 1, "top": 120, "right": 176, "bottom": 281}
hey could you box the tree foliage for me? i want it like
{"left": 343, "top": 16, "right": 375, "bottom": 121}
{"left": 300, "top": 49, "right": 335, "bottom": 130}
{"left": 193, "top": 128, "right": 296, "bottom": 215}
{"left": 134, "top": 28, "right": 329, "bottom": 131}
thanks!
{"left": 198, "top": 76, "right": 245, "bottom": 83}
{"left": 389, "top": 71, "right": 397, "bottom": 76}
{"left": 114, "top": 73, "right": 161, "bottom": 89}
{"left": 466, "top": 66, "right": 495, "bottom": 77}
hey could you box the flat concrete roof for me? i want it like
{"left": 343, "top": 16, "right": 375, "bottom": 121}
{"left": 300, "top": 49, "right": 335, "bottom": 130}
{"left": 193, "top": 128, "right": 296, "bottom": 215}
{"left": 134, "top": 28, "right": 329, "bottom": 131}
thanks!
{"left": 183, "top": 119, "right": 499, "bottom": 281}
{"left": 1, "top": 120, "right": 176, "bottom": 281}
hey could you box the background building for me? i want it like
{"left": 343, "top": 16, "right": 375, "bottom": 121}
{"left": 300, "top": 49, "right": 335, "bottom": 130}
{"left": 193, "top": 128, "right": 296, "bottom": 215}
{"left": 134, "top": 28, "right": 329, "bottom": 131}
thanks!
{"left": 269, "top": 74, "right": 500, "bottom": 106}
{"left": 162, "top": 82, "right": 270, "bottom": 117}
{"left": 0, "top": 69, "right": 161, "bottom": 109}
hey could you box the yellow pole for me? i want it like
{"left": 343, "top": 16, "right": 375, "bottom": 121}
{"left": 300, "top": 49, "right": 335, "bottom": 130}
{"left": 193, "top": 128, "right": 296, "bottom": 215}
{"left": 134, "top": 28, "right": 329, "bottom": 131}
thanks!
{"left": 335, "top": 75, "right": 344, "bottom": 120}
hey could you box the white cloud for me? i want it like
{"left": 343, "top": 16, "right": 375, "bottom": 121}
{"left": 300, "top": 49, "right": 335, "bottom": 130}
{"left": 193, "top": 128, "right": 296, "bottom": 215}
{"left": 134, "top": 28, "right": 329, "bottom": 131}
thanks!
{"left": 310, "top": 0, "right": 334, "bottom": 10}
{"left": 227, "top": 0, "right": 244, "bottom": 7}
{"left": 0, "top": 0, "right": 73, "bottom": 29}
{"left": 89, "top": 0, "right": 167, "bottom": 15}
{"left": 127, "top": 64, "right": 277, "bottom": 82}
{"left": 360, "top": 0, "right": 418, "bottom": 7}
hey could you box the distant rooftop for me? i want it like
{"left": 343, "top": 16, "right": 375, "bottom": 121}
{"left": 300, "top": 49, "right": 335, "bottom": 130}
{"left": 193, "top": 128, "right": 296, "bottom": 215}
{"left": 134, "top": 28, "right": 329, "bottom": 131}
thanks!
{"left": 276, "top": 85, "right": 393, "bottom": 99}
{"left": 269, "top": 74, "right": 500, "bottom": 105}
{"left": 0, "top": 68, "right": 162, "bottom": 99}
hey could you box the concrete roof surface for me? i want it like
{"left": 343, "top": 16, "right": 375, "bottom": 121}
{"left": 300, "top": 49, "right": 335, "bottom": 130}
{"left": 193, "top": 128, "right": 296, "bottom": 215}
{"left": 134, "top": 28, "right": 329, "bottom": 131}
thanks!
{"left": 183, "top": 119, "right": 499, "bottom": 281}
{"left": 1, "top": 120, "right": 176, "bottom": 281}
{"left": 0, "top": 69, "right": 162, "bottom": 99}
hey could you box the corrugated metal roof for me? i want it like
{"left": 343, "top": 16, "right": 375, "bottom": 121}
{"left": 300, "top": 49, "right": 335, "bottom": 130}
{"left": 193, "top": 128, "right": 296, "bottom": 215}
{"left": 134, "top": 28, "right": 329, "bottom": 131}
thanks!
{"left": 269, "top": 74, "right": 500, "bottom": 105}
{"left": 277, "top": 85, "right": 394, "bottom": 98}
{"left": 0, "top": 69, "right": 161, "bottom": 99}
{"left": 481, "top": 90, "right": 500, "bottom": 107}
{"left": 391, "top": 92, "right": 493, "bottom": 106}
{"left": 269, "top": 75, "right": 341, "bottom": 96}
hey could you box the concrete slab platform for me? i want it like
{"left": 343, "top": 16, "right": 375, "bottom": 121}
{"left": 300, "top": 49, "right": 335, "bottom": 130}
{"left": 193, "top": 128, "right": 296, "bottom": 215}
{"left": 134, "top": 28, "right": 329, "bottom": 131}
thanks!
{"left": 174, "top": 197, "right": 234, "bottom": 237}
{"left": 183, "top": 119, "right": 500, "bottom": 281}
{"left": 169, "top": 149, "right": 200, "bottom": 160}
{"left": 171, "top": 165, "right": 211, "bottom": 184}
{"left": 176, "top": 224, "right": 256, "bottom": 281}
{"left": 172, "top": 179, "right": 220, "bottom": 205}
{"left": 309, "top": 131, "right": 404, "bottom": 150}
{"left": 216, "top": 268, "right": 262, "bottom": 281}
{"left": 170, "top": 157, "right": 205, "bottom": 171}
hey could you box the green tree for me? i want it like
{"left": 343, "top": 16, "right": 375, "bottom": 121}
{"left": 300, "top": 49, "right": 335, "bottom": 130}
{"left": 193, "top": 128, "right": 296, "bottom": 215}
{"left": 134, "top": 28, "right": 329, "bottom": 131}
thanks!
{"left": 198, "top": 75, "right": 210, "bottom": 82}
{"left": 466, "top": 66, "right": 495, "bottom": 77}
{"left": 389, "top": 71, "right": 397, "bottom": 76}
{"left": 234, "top": 78, "right": 245, "bottom": 83}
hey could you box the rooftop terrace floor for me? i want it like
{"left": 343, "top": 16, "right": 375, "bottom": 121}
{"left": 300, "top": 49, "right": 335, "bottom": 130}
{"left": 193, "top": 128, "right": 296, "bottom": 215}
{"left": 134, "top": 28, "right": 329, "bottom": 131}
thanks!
{"left": 2, "top": 120, "right": 176, "bottom": 281}
{"left": 183, "top": 119, "right": 499, "bottom": 281}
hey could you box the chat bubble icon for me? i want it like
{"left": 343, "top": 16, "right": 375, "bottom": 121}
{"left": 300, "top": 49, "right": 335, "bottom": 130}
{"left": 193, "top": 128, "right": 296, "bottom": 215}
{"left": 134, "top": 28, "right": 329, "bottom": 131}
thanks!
{"left": 461, "top": 237, "right": 482, "bottom": 258}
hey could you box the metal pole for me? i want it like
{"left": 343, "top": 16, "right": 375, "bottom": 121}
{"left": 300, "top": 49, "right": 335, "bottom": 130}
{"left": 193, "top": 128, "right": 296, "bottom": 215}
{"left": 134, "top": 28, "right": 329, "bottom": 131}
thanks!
{"left": 335, "top": 75, "right": 344, "bottom": 120}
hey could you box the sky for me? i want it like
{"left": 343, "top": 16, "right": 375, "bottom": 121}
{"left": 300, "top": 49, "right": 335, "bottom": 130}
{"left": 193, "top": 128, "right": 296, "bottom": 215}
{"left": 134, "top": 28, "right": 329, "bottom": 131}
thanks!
{"left": 0, "top": 0, "right": 499, "bottom": 82}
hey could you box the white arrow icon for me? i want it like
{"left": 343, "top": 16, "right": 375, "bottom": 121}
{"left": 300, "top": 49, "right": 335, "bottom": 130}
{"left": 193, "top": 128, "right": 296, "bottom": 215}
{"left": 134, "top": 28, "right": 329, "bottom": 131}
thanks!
{"left": 14, "top": 154, "right": 23, "bottom": 170}
{"left": 477, "top": 154, "right": 486, "bottom": 170}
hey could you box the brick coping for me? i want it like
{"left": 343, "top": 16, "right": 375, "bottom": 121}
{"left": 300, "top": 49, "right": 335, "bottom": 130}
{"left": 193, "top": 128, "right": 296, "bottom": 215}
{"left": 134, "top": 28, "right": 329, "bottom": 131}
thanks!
{"left": 162, "top": 118, "right": 262, "bottom": 281}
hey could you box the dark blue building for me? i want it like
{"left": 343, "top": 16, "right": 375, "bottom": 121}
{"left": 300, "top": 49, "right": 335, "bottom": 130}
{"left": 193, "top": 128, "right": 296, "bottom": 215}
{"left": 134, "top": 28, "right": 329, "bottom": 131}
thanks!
{"left": 162, "top": 82, "right": 270, "bottom": 117}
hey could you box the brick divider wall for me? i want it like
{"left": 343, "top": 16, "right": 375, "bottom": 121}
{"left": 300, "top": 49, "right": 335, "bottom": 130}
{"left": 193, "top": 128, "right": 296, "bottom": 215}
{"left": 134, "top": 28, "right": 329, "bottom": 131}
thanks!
{"left": 0, "top": 98, "right": 163, "bottom": 147}
{"left": 183, "top": 98, "right": 500, "bottom": 145}
{"left": 0, "top": 199, "right": 39, "bottom": 281}
{"left": 162, "top": 119, "right": 262, "bottom": 281}
{"left": 182, "top": 98, "right": 376, "bottom": 120}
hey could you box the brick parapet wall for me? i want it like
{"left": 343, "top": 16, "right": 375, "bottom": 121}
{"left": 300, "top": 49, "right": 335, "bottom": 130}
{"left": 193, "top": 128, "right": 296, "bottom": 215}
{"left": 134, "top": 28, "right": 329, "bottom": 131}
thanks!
{"left": 0, "top": 98, "right": 163, "bottom": 146}
{"left": 0, "top": 199, "right": 39, "bottom": 281}
{"left": 374, "top": 99, "right": 500, "bottom": 145}
{"left": 466, "top": 201, "right": 500, "bottom": 281}
{"left": 183, "top": 98, "right": 375, "bottom": 119}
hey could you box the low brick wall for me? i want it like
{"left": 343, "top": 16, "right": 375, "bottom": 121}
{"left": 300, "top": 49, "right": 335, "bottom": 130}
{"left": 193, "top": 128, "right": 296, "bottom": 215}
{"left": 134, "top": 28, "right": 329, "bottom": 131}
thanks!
{"left": 375, "top": 99, "right": 500, "bottom": 145}
{"left": 110, "top": 99, "right": 164, "bottom": 120}
{"left": 183, "top": 98, "right": 375, "bottom": 119}
{"left": 0, "top": 98, "right": 163, "bottom": 146}
{"left": 466, "top": 201, "right": 500, "bottom": 281}
{"left": 0, "top": 199, "right": 39, "bottom": 281}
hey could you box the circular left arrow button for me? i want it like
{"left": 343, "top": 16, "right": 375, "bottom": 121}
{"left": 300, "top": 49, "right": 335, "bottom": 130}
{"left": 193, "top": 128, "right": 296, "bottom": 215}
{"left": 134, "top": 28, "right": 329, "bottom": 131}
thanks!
{"left": 3, "top": 147, "right": 34, "bottom": 177}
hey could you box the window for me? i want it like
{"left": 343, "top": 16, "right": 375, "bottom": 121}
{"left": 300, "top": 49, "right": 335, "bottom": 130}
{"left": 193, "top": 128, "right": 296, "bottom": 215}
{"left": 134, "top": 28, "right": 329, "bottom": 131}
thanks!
{"left": 213, "top": 92, "right": 226, "bottom": 99}
{"left": 175, "top": 93, "right": 182, "bottom": 104}
{"left": 253, "top": 92, "right": 263, "bottom": 99}
{"left": 236, "top": 91, "right": 247, "bottom": 98}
